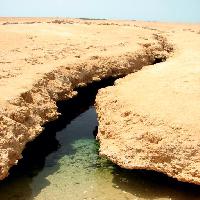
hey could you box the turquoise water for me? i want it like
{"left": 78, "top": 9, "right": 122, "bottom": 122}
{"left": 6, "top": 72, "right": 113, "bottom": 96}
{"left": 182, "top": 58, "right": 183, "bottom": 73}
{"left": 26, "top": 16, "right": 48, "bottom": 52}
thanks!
{"left": 0, "top": 80, "right": 200, "bottom": 200}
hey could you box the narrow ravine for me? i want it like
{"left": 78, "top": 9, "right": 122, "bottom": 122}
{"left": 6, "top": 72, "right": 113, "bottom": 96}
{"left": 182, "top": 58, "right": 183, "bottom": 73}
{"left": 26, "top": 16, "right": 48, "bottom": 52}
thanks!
{"left": 0, "top": 78, "right": 200, "bottom": 200}
{"left": 0, "top": 33, "right": 175, "bottom": 181}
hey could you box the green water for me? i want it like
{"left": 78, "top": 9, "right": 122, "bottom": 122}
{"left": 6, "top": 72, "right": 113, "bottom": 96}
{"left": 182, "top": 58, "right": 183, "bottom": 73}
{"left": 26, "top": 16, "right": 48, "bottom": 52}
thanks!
{"left": 0, "top": 106, "right": 200, "bottom": 200}
{"left": 0, "top": 77, "right": 200, "bottom": 200}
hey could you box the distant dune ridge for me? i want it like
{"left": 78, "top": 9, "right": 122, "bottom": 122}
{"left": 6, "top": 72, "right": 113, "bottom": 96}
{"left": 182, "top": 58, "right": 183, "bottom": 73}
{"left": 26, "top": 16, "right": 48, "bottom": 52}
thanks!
{"left": 0, "top": 18, "right": 200, "bottom": 184}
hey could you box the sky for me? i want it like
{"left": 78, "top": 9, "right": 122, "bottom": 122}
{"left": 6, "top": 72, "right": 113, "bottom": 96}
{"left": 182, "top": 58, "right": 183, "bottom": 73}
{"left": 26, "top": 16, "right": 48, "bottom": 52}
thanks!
{"left": 1, "top": 0, "right": 200, "bottom": 23}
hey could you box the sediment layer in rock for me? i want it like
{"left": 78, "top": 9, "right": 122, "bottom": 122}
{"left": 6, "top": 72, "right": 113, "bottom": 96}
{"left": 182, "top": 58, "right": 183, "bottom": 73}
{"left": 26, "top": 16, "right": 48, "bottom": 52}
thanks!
{"left": 95, "top": 28, "right": 200, "bottom": 185}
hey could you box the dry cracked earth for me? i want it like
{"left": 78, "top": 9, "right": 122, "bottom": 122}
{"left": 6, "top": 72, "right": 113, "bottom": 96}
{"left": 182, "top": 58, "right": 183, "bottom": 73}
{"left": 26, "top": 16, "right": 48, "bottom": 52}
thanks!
{"left": 0, "top": 17, "right": 200, "bottom": 185}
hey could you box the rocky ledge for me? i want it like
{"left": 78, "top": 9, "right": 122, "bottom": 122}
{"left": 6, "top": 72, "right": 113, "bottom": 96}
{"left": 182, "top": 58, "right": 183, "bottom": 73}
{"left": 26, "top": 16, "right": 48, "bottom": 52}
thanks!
{"left": 95, "top": 29, "right": 200, "bottom": 185}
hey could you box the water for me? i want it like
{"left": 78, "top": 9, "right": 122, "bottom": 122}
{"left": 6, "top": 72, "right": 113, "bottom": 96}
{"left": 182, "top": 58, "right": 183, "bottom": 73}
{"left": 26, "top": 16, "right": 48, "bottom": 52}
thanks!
{"left": 0, "top": 79, "right": 200, "bottom": 200}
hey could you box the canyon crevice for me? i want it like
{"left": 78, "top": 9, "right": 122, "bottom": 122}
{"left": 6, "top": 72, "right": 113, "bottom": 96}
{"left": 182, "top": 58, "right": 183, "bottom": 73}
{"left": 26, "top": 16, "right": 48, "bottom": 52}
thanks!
{"left": 0, "top": 18, "right": 199, "bottom": 184}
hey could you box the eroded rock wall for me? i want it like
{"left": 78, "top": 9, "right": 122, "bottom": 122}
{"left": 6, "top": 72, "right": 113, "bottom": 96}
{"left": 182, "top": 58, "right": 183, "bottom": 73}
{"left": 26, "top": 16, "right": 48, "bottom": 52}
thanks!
{"left": 95, "top": 31, "right": 200, "bottom": 185}
{"left": 0, "top": 34, "right": 172, "bottom": 180}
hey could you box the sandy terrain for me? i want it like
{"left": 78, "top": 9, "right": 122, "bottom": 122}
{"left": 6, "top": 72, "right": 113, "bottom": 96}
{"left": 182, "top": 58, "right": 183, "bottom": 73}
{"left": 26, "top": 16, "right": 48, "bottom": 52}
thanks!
{"left": 0, "top": 18, "right": 199, "bottom": 183}
{"left": 95, "top": 23, "right": 200, "bottom": 184}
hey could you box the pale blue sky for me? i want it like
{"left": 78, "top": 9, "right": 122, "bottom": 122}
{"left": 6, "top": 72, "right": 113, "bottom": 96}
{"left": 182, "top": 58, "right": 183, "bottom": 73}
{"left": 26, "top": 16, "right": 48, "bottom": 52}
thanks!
{"left": 1, "top": 0, "right": 200, "bottom": 23}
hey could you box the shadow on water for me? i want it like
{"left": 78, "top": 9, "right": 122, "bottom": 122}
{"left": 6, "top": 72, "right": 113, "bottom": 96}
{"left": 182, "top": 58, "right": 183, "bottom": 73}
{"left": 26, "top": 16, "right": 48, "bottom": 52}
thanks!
{"left": 112, "top": 168, "right": 200, "bottom": 200}
{"left": 0, "top": 77, "right": 118, "bottom": 200}
{"left": 0, "top": 76, "right": 200, "bottom": 200}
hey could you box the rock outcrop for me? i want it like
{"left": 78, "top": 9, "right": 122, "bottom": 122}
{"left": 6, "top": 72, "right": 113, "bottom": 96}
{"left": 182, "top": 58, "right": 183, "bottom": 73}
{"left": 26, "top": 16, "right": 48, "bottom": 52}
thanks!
{"left": 95, "top": 29, "right": 200, "bottom": 185}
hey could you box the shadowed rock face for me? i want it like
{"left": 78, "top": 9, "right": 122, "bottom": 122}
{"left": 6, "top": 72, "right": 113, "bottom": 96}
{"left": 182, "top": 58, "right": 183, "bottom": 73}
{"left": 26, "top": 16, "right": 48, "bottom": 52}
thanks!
{"left": 95, "top": 29, "right": 200, "bottom": 185}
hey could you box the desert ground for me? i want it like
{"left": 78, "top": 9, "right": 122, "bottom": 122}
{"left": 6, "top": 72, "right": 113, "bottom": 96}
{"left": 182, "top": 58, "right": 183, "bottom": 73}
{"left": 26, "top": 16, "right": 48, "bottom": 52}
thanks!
{"left": 0, "top": 17, "right": 199, "bottom": 185}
